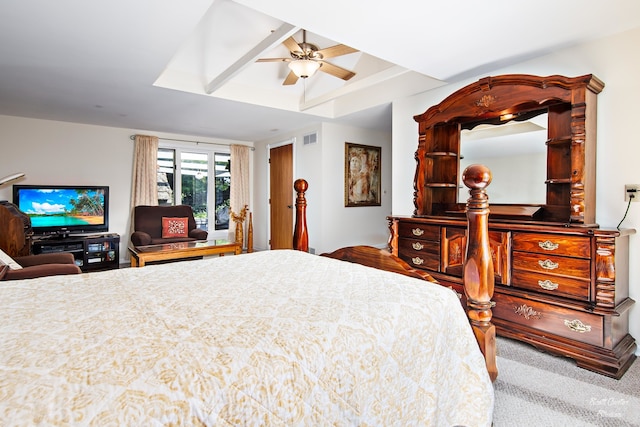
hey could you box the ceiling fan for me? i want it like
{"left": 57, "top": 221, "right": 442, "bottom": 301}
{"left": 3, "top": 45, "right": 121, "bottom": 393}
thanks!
{"left": 256, "top": 30, "right": 358, "bottom": 85}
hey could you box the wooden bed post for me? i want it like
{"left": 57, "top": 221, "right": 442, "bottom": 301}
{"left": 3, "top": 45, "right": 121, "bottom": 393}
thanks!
{"left": 293, "top": 179, "right": 309, "bottom": 252}
{"left": 462, "top": 165, "right": 498, "bottom": 382}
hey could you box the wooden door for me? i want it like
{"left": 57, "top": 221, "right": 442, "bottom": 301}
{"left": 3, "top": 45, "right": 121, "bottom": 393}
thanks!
{"left": 269, "top": 144, "right": 293, "bottom": 249}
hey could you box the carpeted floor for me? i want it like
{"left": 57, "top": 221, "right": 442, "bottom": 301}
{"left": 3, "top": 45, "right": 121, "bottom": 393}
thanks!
{"left": 493, "top": 337, "right": 640, "bottom": 426}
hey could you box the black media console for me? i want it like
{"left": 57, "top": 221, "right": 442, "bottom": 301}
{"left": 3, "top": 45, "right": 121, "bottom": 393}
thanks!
{"left": 32, "top": 233, "right": 120, "bottom": 272}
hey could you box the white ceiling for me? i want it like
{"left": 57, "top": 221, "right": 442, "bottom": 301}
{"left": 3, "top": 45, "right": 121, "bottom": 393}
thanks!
{"left": 1, "top": 0, "right": 639, "bottom": 142}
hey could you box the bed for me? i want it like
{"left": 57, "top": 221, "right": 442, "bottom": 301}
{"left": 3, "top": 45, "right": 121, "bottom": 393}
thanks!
{"left": 0, "top": 165, "right": 496, "bottom": 426}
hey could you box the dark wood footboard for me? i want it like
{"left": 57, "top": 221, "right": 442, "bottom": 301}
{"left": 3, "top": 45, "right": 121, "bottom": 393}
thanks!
{"left": 321, "top": 245, "right": 438, "bottom": 283}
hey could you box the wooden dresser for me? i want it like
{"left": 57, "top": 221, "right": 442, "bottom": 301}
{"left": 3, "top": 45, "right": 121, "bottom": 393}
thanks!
{"left": 389, "top": 217, "right": 635, "bottom": 378}
{"left": 0, "top": 201, "right": 32, "bottom": 257}
{"left": 389, "top": 74, "right": 636, "bottom": 378}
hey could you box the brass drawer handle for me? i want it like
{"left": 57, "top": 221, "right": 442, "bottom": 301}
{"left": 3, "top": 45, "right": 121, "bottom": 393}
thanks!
{"left": 538, "top": 240, "right": 559, "bottom": 251}
{"left": 412, "top": 242, "right": 424, "bottom": 250}
{"left": 412, "top": 228, "right": 424, "bottom": 236}
{"left": 538, "top": 279, "right": 559, "bottom": 291}
{"left": 514, "top": 304, "right": 541, "bottom": 320}
{"left": 412, "top": 256, "right": 424, "bottom": 265}
{"left": 538, "top": 259, "right": 559, "bottom": 270}
{"left": 564, "top": 319, "right": 592, "bottom": 333}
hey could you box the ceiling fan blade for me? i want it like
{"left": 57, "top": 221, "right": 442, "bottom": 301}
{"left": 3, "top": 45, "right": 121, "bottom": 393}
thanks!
{"left": 282, "top": 36, "right": 302, "bottom": 54}
{"left": 316, "top": 44, "right": 358, "bottom": 59}
{"left": 318, "top": 61, "right": 356, "bottom": 81}
{"left": 283, "top": 70, "right": 299, "bottom": 85}
{"left": 256, "top": 58, "right": 291, "bottom": 63}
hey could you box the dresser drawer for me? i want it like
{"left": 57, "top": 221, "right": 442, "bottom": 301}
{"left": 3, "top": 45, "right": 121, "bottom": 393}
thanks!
{"left": 512, "top": 251, "right": 590, "bottom": 279}
{"left": 493, "top": 293, "right": 603, "bottom": 346}
{"left": 397, "top": 222, "right": 440, "bottom": 241}
{"left": 513, "top": 232, "right": 590, "bottom": 258}
{"left": 511, "top": 270, "right": 590, "bottom": 300}
{"left": 399, "top": 238, "right": 440, "bottom": 256}
{"left": 397, "top": 240, "right": 439, "bottom": 271}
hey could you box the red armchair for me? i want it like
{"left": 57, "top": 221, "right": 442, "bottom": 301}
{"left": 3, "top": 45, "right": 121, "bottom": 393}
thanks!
{"left": 1, "top": 252, "right": 82, "bottom": 281}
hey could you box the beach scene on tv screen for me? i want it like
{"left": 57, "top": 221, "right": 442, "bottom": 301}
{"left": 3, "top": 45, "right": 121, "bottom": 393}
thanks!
{"left": 19, "top": 188, "right": 105, "bottom": 227}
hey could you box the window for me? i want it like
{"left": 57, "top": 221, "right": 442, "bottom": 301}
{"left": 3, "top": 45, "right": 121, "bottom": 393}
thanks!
{"left": 157, "top": 148, "right": 175, "bottom": 205}
{"left": 157, "top": 145, "right": 231, "bottom": 237}
{"left": 213, "top": 153, "right": 231, "bottom": 231}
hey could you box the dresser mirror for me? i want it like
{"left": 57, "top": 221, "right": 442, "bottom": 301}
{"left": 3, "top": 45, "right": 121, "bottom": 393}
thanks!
{"left": 458, "top": 112, "right": 547, "bottom": 205}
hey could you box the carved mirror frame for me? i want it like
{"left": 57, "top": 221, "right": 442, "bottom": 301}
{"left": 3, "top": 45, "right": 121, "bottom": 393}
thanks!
{"left": 413, "top": 74, "right": 604, "bottom": 225}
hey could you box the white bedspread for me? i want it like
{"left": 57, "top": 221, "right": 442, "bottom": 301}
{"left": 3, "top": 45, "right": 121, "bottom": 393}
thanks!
{"left": 0, "top": 250, "right": 493, "bottom": 426}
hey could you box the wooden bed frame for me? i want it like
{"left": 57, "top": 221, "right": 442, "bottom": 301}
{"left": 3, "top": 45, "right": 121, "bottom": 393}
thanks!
{"left": 292, "top": 165, "right": 498, "bottom": 382}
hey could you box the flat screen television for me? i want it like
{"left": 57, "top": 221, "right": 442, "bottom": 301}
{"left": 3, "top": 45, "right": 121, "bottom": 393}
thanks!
{"left": 13, "top": 185, "right": 109, "bottom": 237}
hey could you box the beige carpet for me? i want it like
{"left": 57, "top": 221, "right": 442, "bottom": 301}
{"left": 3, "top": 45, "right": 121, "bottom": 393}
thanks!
{"left": 493, "top": 337, "right": 640, "bottom": 426}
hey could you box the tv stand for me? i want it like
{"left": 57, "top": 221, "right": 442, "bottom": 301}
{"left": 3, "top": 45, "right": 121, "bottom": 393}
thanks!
{"left": 32, "top": 233, "right": 120, "bottom": 272}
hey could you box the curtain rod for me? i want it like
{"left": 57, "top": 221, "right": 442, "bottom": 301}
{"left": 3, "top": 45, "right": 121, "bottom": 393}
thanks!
{"left": 129, "top": 135, "right": 254, "bottom": 150}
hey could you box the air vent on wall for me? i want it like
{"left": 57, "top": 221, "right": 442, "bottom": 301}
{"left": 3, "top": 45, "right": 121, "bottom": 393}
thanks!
{"left": 303, "top": 132, "right": 317, "bottom": 145}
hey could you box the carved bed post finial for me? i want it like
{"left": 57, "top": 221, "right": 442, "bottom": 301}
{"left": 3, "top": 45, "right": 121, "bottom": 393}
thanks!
{"left": 293, "top": 179, "right": 309, "bottom": 252}
{"left": 462, "top": 164, "right": 497, "bottom": 382}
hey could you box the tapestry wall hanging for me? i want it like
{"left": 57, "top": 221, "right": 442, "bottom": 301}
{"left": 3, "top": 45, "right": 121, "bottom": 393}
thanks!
{"left": 345, "top": 142, "right": 381, "bottom": 207}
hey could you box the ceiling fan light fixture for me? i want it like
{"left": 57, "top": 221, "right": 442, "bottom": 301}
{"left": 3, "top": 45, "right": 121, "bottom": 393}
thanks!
{"left": 288, "top": 59, "right": 321, "bottom": 78}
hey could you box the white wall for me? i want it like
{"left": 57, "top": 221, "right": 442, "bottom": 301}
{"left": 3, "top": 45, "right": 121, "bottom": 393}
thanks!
{"left": 319, "top": 123, "right": 392, "bottom": 253}
{"left": 392, "top": 26, "right": 640, "bottom": 352}
{"left": 254, "top": 122, "right": 392, "bottom": 254}
{"left": 459, "top": 152, "right": 547, "bottom": 204}
{"left": 0, "top": 115, "right": 251, "bottom": 263}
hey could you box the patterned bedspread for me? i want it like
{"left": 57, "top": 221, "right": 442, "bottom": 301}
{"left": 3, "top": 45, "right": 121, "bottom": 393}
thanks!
{"left": 0, "top": 250, "right": 493, "bottom": 426}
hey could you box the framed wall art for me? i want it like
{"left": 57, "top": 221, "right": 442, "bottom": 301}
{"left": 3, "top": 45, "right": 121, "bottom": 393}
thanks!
{"left": 344, "top": 142, "right": 381, "bottom": 207}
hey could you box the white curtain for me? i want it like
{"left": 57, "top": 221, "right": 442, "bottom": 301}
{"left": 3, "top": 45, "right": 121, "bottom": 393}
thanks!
{"left": 129, "top": 135, "right": 159, "bottom": 238}
{"left": 229, "top": 144, "right": 250, "bottom": 245}
{"left": 130, "top": 135, "right": 159, "bottom": 207}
